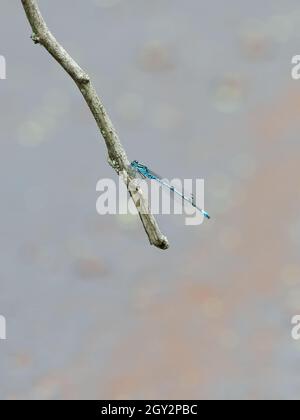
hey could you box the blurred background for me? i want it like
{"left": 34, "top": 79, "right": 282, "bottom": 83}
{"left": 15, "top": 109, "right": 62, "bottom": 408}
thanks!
{"left": 0, "top": 0, "right": 300, "bottom": 400}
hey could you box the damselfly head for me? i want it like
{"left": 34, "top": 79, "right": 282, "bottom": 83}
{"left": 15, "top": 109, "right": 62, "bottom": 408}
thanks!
{"left": 131, "top": 160, "right": 139, "bottom": 167}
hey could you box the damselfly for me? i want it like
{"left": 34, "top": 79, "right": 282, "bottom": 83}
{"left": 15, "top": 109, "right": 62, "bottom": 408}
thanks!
{"left": 130, "top": 160, "right": 210, "bottom": 219}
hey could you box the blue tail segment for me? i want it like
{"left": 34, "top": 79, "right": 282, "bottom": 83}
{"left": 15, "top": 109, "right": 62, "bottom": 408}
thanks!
{"left": 202, "top": 211, "right": 210, "bottom": 220}
{"left": 130, "top": 160, "right": 211, "bottom": 220}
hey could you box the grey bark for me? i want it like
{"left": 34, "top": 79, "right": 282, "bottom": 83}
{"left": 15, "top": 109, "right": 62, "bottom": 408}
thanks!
{"left": 21, "top": 0, "right": 169, "bottom": 250}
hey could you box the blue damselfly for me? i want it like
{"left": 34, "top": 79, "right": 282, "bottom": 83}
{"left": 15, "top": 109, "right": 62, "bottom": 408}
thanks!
{"left": 130, "top": 160, "right": 210, "bottom": 219}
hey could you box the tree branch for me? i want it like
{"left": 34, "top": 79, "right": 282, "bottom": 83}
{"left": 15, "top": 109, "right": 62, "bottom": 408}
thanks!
{"left": 21, "top": 0, "right": 169, "bottom": 250}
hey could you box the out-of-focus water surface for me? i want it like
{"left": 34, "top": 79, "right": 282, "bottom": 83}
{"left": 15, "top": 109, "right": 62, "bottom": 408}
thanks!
{"left": 1, "top": 0, "right": 300, "bottom": 399}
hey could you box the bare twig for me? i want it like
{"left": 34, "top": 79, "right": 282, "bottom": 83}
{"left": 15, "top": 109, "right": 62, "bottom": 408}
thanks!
{"left": 21, "top": 0, "right": 169, "bottom": 250}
